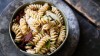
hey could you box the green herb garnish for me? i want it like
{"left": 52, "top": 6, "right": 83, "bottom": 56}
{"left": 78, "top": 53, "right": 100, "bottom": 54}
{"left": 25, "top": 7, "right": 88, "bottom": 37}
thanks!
{"left": 26, "top": 43, "right": 33, "bottom": 46}
{"left": 45, "top": 39, "right": 50, "bottom": 49}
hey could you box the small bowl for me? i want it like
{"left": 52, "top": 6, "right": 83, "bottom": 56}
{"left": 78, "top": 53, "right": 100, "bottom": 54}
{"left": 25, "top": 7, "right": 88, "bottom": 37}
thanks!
{"left": 9, "top": 1, "right": 68, "bottom": 56}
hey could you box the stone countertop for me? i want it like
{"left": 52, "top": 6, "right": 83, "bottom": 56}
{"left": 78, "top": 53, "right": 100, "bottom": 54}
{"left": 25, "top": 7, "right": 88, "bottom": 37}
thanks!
{"left": 0, "top": 0, "right": 100, "bottom": 56}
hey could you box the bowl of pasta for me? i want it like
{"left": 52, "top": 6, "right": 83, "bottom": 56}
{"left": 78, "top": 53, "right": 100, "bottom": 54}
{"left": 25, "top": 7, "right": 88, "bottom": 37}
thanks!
{"left": 9, "top": 1, "right": 68, "bottom": 56}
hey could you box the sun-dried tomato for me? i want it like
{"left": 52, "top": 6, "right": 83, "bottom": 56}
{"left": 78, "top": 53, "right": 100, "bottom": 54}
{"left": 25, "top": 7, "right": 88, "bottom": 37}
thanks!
{"left": 16, "top": 16, "right": 20, "bottom": 23}
{"left": 22, "top": 32, "right": 33, "bottom": 43}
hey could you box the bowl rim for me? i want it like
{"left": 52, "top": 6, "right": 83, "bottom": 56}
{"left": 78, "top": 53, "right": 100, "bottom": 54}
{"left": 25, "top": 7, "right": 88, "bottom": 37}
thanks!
{"left": 9, "top": 1, "right": 69, "bottom": 56}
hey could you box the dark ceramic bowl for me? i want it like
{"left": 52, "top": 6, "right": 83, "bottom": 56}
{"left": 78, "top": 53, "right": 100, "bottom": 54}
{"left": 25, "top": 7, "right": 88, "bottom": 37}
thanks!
{"left": 9, "top": 1, "right": 68, "bottom": 56}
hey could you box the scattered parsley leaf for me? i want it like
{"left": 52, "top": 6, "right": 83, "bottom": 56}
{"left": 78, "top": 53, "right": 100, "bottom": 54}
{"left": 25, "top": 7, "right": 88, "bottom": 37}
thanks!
{"left": 46, "top": 39, "right": 50, "bottom": 49}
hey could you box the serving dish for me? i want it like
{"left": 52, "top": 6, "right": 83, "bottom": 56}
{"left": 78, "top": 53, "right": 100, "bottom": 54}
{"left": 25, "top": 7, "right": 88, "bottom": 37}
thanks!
{"left": 9, "top": 1, "right": 68, "bottom": 56}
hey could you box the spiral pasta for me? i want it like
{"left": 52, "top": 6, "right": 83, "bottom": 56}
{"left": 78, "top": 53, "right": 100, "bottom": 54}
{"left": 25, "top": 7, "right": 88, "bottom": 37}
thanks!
{"left": 57, "top": 26, "right": 66, "bottom": 45}
{"left": 25, "top": 9, "right": 40, "bottom": 19}
{"left": 26, "top": 49, "right": 35, "bottom": 54}
{"left": 49, "top": 28, "right": 58, "bottom": 52}
{"left": 38, "top": 3, "right": 49, "bottom": 12}
{"left": 49, "top": 44, "right": 56, "bottom": 52}
{"left": 50, "top": 28, "right": 58, "bottom": 44}
{"left": 38, "top": 15, "right": 50, "bottom": 25}
{"left": 33, "top": 35, "right": 50, "bottom": 53}
{"left": 51, "top": 6, "right": 60, "bottom": 15}
{"left": 12, "top": 23, "right": 23, "bottom": 41}
{"left": 51, "top": 6, "right": 63, "bottom": 24}
{"left": 38, "top": 11, "right": 44, "bottom": 16}
{"left": 32, "top": 33, "right": 43, "bottom": 45}
{"left": 38, "top": 3, "right": 49, "bottom": 16}
{"left": 27, "top": 4, "right": 42, "bottom": 10}
{"left": 25, "top": 45, "right": 32, "bottom": 49}
{"left": 25, "top": 9, "right": 37, "bottom": 16}
{"left": 42, "top": 24, "right": 51, "bottom": 30}
{"left": 38, "top": 46, "right": 48, "bottom": 54}
{"left": 19, "top": 18, "right": 29, "bottom": 35}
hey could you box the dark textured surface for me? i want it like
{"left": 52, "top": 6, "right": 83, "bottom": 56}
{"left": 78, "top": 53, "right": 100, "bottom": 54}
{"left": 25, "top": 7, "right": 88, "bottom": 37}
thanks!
{"left": 65, "top": 0, "right": 100, "bottom": 27}
{"left": 64, "top": 0, "right": 100, "bottom": 56}
{"left": 0, "top": 0, "right": 12, "bottom": 13}
{"left": 0, "top": 0, "right": 79, "bottom": 56}
{"left": 72, "top": 10, "right": 100, "bottom": 56}
{"left": 64, "top": 0, "right": 100, "bottom": 55}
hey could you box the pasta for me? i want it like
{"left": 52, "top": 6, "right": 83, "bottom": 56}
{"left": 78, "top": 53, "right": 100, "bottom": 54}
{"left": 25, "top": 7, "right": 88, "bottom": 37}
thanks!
{"left": 19, "top": 18, "right": 29, "bottom": 35}
{"left": 25, "top": 8, "right": 38, "bottom": 15}
{"left": 25, "top": 9, "right": 40, "bottom": 19}
{"left": 38, "top": 3, "right": 49, "bottom": 16}
{"left": 12, "top": 23, "right": 23, "bottom": 42}
{"left": 50, "top": 28, "right": 58, "bottom": 44}
{"left": 38, "top": 11, "right": 44, "bottom": 16}
{"left": 27, "top": 4, "right": 42, "bottom": 10}
{"left": 32, "top": 33, "right": 43, "bottom": 45}
{"left": 38, "top": 46, "right": 48, "bottom": 54}
{"left": 49, "top": 44, "right": 56, "bottom": 52}
{"left": 25, "top": 45, "right": 32, "bottom": 49}
{"left": 11, "top": 3, "right": 66, "bottom": 55}
{"left": 42, "top": 24, "right": 51, "bottom": 30}
{"left": 38, "top": 3, "right": 49, "bottom": 12}
{"left": 57, "top": 26, "right": 66, "bottom": 45}
{"left": 33, "top": 34, "right": 50, "bottom": 53}
{"left": 51, "top": 6, "right": 63, "bottom": 24}
{"left": 49, "top": 28, "right": 58, "bottom": 52}
{"left": 38, "top": 15, "right": 50, "bottom": 25}
{"left": 26, "top": 49, "right": 35, "bottom": 54}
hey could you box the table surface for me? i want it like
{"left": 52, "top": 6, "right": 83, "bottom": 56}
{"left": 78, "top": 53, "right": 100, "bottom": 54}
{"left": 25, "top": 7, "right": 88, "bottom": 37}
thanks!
{"left": 0, "top": 0, "right": 100, "bottom": 56}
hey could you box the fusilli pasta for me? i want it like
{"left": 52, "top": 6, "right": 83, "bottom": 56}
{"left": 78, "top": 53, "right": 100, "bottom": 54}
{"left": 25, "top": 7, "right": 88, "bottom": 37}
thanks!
{"left": 25, "top": 45, "right": 32, "bottom": 49}
{"left": 27, "top": 4, "right": 42, "bottom": 10}
{"left": 50, "top": 28, "right": 58, "bottom": 44}
{"left": 12, "top": 23, "right": 23, "bottom": 42}
{"left": 38, "top": 46, "right": 48, "bottom": 54}
{"left": 57, "top": 26, "right": 66, "bottom": 45}
{"left": 42, "top": 24, "right": 51, "bottom": 30}
{"left": 26, "top": 49, "right": 35, "bottom": 54}
{"left": 33, "top": 34, "right": 50, "bottom": 53}
{"left": 49, "top": 44, "right": 56, "bottom": 52}
{"left": 32, "top": 33, "right": 43, "bottom": 45}
{"left": 49, "top": 28, "right": 58, "bottom": 52}
{"left": 38, "top": 15, "right": 50, "bottom": 25}
{"left": 19, "top": 18, "right": 29, "bottom": 35}
{"left": 51, "top": 6, "right": 63, "bottom": 24}
{"left": 38, "top": 3, "right": 49, "bottom": 12}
